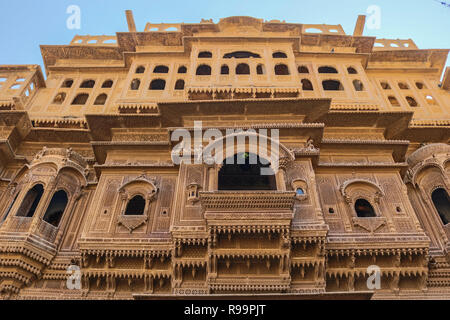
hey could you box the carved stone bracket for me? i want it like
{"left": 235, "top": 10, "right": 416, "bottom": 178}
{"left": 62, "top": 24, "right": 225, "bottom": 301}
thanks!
{"left": 117, "top": 215, "right": 148, "bottom": 233}
{"left": 352, "top": 217, "right": 387, "bottom": 234}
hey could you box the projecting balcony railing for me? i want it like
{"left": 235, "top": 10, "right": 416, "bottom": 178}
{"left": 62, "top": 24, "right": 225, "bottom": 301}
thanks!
{"left": 200, "top": 191, "right": 295, "bottom": 210}
{"left": 7, "top": 216, "right": 32, "bottom": 233}
{"left": 36, "top": 219, "right": 59, "bottom": 243}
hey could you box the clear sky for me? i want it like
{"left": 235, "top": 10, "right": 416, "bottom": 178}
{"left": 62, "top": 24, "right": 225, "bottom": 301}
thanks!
{"left": 0, "top": 0, "right": 449, "bottom": 76}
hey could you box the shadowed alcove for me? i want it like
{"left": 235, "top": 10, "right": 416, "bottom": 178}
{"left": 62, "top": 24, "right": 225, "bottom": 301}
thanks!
{"left": 218, "top": 153, "right": 276, "bottom": 191}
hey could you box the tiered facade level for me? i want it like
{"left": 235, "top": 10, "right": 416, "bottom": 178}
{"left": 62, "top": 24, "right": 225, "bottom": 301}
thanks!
{"left": 0, "top": 13, "right": 449, "bottom": 300}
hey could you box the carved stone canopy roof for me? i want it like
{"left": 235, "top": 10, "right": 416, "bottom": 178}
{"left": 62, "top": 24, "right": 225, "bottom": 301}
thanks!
{"left": 407, "top": 143, "right": 450, "bottom": 167}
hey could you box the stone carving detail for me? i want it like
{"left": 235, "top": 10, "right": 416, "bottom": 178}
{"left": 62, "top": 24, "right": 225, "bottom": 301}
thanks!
{"left": 352, "top": 217, "right": 387, "bottom": 234}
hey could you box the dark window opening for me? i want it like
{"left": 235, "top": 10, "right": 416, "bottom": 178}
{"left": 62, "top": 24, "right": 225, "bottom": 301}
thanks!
{"left": 175, "top": 79, "right": 185, "bottom": 90}
{"left": 416, "top": 82, "right": 426, "bottom": 90}
{"left": 256, "top": 64, "right": 265, "bottom": 75}
{"left": 2, "top": 193, "right": 19, "bottom": 222}
{"left": 406, "top": 96, "right": 418, "bottom": 107}
{"left": 432, "top": 188, "right": 450, "bottom": 225}
{"left": 218, "top": 153, "right": 277, "bottom": 191}
{"left": 43, "top": 190, "right": 68, "bottom": 227}
{"left": 353, "top": 79, "right": 364, "bottom": 91}
{"left": 130, "top": 79, "right": 141, "bottom": 90}
{"left": 102, "top": 80, "right": 113, "bottom": 88}
{"left": 223, "top": 51, "right": 261, "bottom": 59}
{"left": 398, "top": 82, "right": 409, "bottom": 90}
{"left": 298, "top": 66, "right": 309, "bottom": 74}
{"left": 381, "top": 82, "right": 391, "bottom": 90}
{"left": 125, "top": 195, "right": 146, "bottom": 215}
{"left": 322, "top": 80, "right": 344, "bottom": 91}
{"left": 221, "top": 65, "right": 229, "bottom": 75}
{"left": 196, "top": 65, "right": 211, "bottom": 75}
{"left": 153, "top": 65, "right": 169, "bottom": 73}
{"left": 62, "top": 79, "right": 73, "bottom": 88}
{"left": 71, "top": 93, "right": 89, "bottom": 105}
{"left": 16, "top": 184, "right": 44, "bottom": 218}
{"left": 80, "top": 80, "right": 95, "bottom": 88}
{"left": 236, "top": 63, "right": 250, "bottom": 75}
{"left": 273, "top": 51, "right": 287, "bottom": 58}
{"left": 388, "top": 96, "right": 400, "bottom": 106}
{"left": 301, "top": 79, "right": 314, "bottom": 91}
{"left": 53, "top": 92, "right": 66, "bottom": 104}
{"left": 347, "top": 67, "right": 358, "bottom": 74}
{"left": 275, "top": 64, "right": 289, "bottom": 75}
{"left": 178, "top": 66, "right": 187, "bottom": 74}
{"left": 136, "top": 66, "right": 146, "bottom": 74}
{"left": 355, "top": 199, "right": 376, "bottom": 218}
{"left": 94, "top": 93, "right": 107, "bottom": 105}
{"left": 198, "top": 51, "right": 212, "bottom": 58}
{"left": 318, "top": 66, "right": 338, "bottom": 74}
{"left": 149, "top": 79, "right": 166, "bottom": 90}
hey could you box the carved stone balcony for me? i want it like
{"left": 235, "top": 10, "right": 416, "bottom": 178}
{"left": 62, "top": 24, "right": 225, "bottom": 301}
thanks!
{"left": 199, "top": 191, "right": 296, "bottom": 223}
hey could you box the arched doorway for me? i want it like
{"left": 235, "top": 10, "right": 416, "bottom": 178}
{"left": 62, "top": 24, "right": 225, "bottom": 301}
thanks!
{"left": 218, "top": 153, "right": 276, "bottom": 191}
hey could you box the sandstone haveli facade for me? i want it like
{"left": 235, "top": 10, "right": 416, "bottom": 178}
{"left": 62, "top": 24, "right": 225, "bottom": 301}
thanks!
{"left": 0, "top": 12, "right": 449, "bottom": 299}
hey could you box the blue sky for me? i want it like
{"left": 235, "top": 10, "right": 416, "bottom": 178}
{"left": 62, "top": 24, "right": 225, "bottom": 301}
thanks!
{"left": 0, "top": 0, "right": 449, "bottom": 76}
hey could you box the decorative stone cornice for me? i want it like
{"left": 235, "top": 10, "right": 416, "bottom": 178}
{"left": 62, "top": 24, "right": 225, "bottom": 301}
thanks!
{"left": 199, "top": 191, "right": 296, "bottom": 210}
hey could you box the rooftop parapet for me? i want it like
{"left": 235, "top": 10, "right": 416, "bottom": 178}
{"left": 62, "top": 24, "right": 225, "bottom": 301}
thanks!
{"left": 70, "top": 35, "right": 118, "bottom": 46}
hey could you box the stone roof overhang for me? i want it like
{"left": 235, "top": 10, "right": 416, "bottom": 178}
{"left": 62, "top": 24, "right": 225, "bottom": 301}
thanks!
{"left": 91, "top": 141, "right": 171, "bottom": 166}
{"left": 392, "top": 125, "right": 450, "bottom": 143}
{"left": 317, "top": 110, "right": 414, "bottom": 141}
{"left": 320, "top": 138, "right": 410, "bottom": 163}
{"left": 158, "top": 98, "right": 331, "bottom": 127}
{"left": 25, "top": 128, "right": 92, "bottom": 143}
{"left": 0, "top": 111, "right": 31, "bottom": 164}
{"left": 40, "top": 45, "right": 124, "bottom": 74}
{"left": 300, "top": 34, "right": 375, "bottom": 54}
{"left": 368, "top": 49, "right": 449, "bottom": 76}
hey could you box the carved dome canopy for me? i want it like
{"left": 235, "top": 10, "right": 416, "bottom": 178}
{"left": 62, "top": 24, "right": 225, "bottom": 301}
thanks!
{"left": 407, "top": 143, "right": 450, "bottom": 167}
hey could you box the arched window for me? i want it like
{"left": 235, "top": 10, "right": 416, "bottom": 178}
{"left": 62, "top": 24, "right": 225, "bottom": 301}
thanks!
{"left": 256, "top": 64, "right": 265, "bottom": 75}
{"left": 136, "top": 66, "right": 145, "bottom": 74}
{"left": 298, "top": 66, "right": 309, "bottom": 74}
{"left": 347, "top": 67, "right": 358, "bottom": 74}
{"left": 301, "top": 79, "right": 314, "bottom": 91}
{"left": 221, "top": 65, "right": 229, "bottom": 75}
{"left": 71, "top": 93, "right": 89, "bottom": 105}
{"left": 53, "top": 92, "right": 66, "bottom": 104}
{"left": 2, "top": 193, "right": 19, "bottom": 222}
{"left": 415, "top": 82, "right": 426, "bottom": 90}
{"left": 274, "top": 64, "right": 289, "bottom": 75}
{"left": 80, "top": 80, "right": 95, "bottom": 88}
{"left": 273, "top": 51, "right": 287, "bottom": 58}
{"left": 102, "top": 80, "right": 113, "bottom": 88}
{"left": 398, "top": 82, "right": 409, "bottom": 90}
{"left": 130, "top": 79, "right": 141, "bottom": 90}
{"left": 431, "top": 188, "right": 450, "bottom": 225}
{"left": 174, "top": 79, "right": 185, "bottom": 90}
{"left": 153, "top": 65, "right": 169, "bottom": 73}
{"left": 223, "top": 51, "right": 261, "bottom": 59}
{"left": 43, "top": 190, "right": 68, "bottom": 227}
{"left": 388, "top": 96, "right": 400, "bottom": 106}
{"left": 149, "top": 79, "right": 166, "bottom": 90}
{"left": 318, "top": 66, "right": 338, "bottom": 74}
{"left": 236, "top": 63, "right": 250, "bottom": 75}
{"left": 196, "top": 65, "right": 211, "bottom": 75}
{"left": 353, "top": 79, "right": 364, "bottom": 91}
{"left": 94, "top": 93, "right": 107, "bottom": 105}
{"left": 355, "top": 199, "right": 376, "bottom": 218}
{"left": 16, "top": 184, "right": 44, "bottom": 218}
{"left": 380, "top": 81, "right": 391, "bottom": 90}
{"left": 296, "top": 188, "right": 305, "bottom": 196}
{"left": 198, "top": 51, "right": 212, "bottom": 58}
{"left": 218, "top": 153, "right": 277, "bottom": 191}
{"left": 125, "top": 195, "right": 146, "bottom": 215}
{"left": 62, "top": 79, "right": 73, "bottom": 88}
{"left": 322, "top": 80, "right": 344, "bottom": 91}
{"left": 178, "top": 66, "right": 187, "bottom": 74}
{"left": 406, "top": 96, "right": 418, "bottom": 107}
